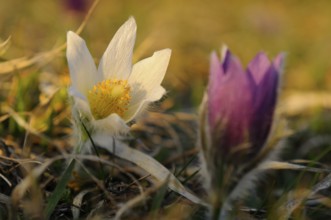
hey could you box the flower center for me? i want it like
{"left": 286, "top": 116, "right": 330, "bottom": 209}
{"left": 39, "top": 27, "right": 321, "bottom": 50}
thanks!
{"left": 87, "top": 79, "right": 131, "bottom": 120}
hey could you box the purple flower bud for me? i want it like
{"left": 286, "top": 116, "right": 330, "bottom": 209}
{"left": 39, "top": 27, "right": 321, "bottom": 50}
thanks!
{"left": 63, "top": 0, "right": 89, "bottom": 14}
{"left": 207, "top": 47, "right": 284, "bottom": 159}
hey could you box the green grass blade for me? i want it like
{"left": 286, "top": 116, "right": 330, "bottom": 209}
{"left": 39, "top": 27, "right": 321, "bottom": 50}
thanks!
{"left": 151, "top": 176, "right": 170, "bottom": 217}
{"left": 45, "top": 159, "right": 76, "bottom": 219}
{"left": 174, "top": 155, "right": 196, "bottom": 177}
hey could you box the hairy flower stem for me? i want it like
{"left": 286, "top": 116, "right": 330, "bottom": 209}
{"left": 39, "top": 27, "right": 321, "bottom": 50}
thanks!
{"left": 210, "top": 161, "right": 226, "bottom": 220}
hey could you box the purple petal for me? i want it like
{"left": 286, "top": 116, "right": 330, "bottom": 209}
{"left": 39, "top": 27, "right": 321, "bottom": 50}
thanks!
{"left": 247, "top": 52, "right": 271, "bottom": 86}
{"left": 249, "top": 56, "right": 282, "bottom": 152}
{"left": 208, "top": 60, "right": 253, "bottom": 153}
{"left": 208, "top": 52, "right": 223, "bottom": 103}
{"left": 273, "top": 52, "right": 286, "bottom": 73}
{"left": 222, "top": 54, "right": 248, "bottom": 80}
{"left": 209, "top": 52, "right": 223, "bottom": 83}
{"left": 221, "top": 48, "right": 232, "bottom": 73}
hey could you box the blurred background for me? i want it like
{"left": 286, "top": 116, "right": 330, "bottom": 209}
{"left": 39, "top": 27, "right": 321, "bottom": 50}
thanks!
{"left": 1, "top": 0, "right": 331, "bottom": 111}
{"left": 1, "top": 2, "right": 331, "bottom": 218}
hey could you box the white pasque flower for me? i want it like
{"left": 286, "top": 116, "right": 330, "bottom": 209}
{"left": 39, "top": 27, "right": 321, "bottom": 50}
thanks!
{"left": 67, "top": 17, "right": 171, "bottom": 134}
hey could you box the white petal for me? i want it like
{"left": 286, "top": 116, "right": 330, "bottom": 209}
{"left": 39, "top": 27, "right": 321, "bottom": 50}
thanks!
{"left": 92, "top": 114, "right": 130, "bottom": 135}
{"left": 124, "top": 86, "right": 166, "bottom": 122}
{"left": 98, "top": 17, "right": 137, "bottom": 80}
{"left": 82, "top": 133, "right": 121, "bottom": 154}
{"left": 69, "top": 87, "right": 92, "bottom": 117}
{"left": 128, "top": 49, "right": 171, "bottom": 107}
{"left": 66, "top": 31, "right": 99, "bottom": 95}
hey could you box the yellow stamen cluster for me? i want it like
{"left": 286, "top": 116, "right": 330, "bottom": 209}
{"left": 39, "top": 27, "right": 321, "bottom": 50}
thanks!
{"left": 87, "top": 79, "right": 131, "bottom": 120}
